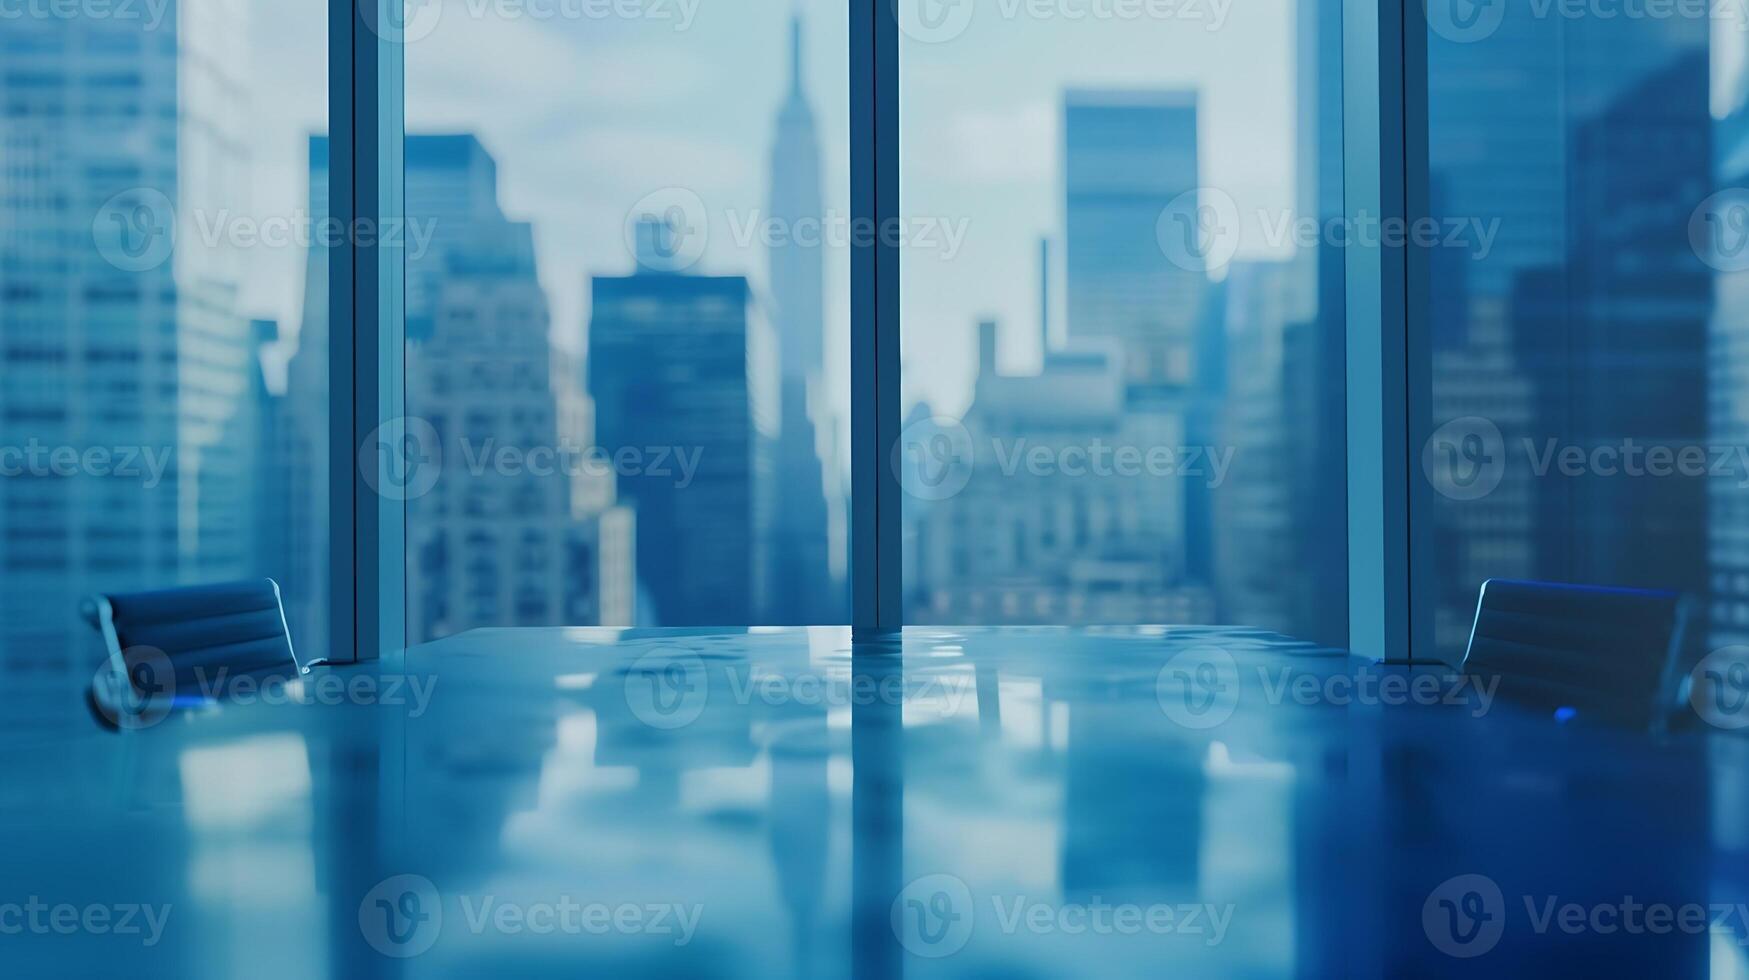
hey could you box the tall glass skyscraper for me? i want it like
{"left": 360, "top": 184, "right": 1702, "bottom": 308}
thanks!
{"left": 588, "top": 259, "right": 777, "bottom": 626}
{"left": 0, "top": 4, "right": 257, "bottom": 710}
{"left": 1063, "top": 90, "right": 1205, "bottom": 390}
{"left": 766, "top": 14, "right": 843, "bottom": 624}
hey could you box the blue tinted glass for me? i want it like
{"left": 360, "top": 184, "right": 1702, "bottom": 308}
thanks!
{"left": 404, "top": 5, "right": 851, "bottom": 636}
{"left": 0, "top": 5, "right": 330, "bottom": 712}
{"left": 898, "top": 1, "right": 1347, "bottom": 643}
{"left": 1420, "top": 7, "right": 1727, "bottom": 659}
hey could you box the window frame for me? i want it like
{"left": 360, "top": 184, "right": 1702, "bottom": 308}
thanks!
{"left": 332, "top": 0, "right": 1402, "bottom": 657}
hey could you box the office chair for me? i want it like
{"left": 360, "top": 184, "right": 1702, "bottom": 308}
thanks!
{"left": 82, "top": 578, "right": 326, "bottom": 731}
{"left": 1460, "top": 579, "right": 1692, "bottom": 729}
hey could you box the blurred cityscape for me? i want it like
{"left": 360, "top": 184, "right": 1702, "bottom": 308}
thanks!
{"left": 4, "top": 2, "right": 1749, "bottom": 690}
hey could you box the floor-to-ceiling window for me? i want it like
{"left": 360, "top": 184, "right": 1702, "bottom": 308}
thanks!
{"left": 895, "top": 0, "right": 1347, "bottom": 644}
{"left": 401, "top": 2, "right": 852, "bottom": 637}
{"left": 1417, "top": 4, "right": 1728, "bottom": 661}
{"left": 0, "top": 2, "right": 330, "bottom": 715}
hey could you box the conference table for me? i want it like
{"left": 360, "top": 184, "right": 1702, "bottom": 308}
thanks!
{"left": 3, "top": 626, "right": 1746, "bottom": 978}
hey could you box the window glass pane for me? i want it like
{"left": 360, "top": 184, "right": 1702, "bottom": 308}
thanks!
{"left": 1420, "top": 8, "right": 1720, "bottom": 658}
{"left": 0, "top": 4, "right": 329, "bottom": 722}
{"left": 898, "top": 1, "right": 1347, "bottom": 643}
{"left": 405, "top": 4, "right": 850, "bottom": 638}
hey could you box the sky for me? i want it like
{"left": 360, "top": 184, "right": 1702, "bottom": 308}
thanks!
{"left": 237, "top": 0, "right": 1304, "bottom": 429}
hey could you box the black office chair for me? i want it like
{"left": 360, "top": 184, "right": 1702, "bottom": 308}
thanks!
{"left": 82, "top": 578, "right": 325, "bottom": 731}
{"left": 1460, "top": 579, "right": 1692, "bottom": 729}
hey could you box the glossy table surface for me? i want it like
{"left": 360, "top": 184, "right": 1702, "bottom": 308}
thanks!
{"left": 3, "top": 626, "right": 1747, "bottom": 978}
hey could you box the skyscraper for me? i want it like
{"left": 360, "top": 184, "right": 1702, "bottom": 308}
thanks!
{"left": 403, "top": 135, "right": 634, "bottom": 641}
{"left": 1517, "top": 52, "right": 1712, "bottom": 597}
{"left": 1423, "top": 13, "right": 1710, "bottom": 657}
{"left": 406, "top": 222, "right": 634, "bottom": 640}
{"left": 588, "top": 249, "right": 777, "bottom": 626}
{"left": 289, "top": 134, "right": 635, "bottom": 645}
{"left": 1063, "top": 89, "right": 1206, "bottom": 390}
{"left": 0, "top": 7, "right": 255, "bottom": 708}
{"left": 765, "top": 14, "right": 842, "bottom": 623}
{"left": 1710, "top": 44, "right": 1749, "bottom": 649}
